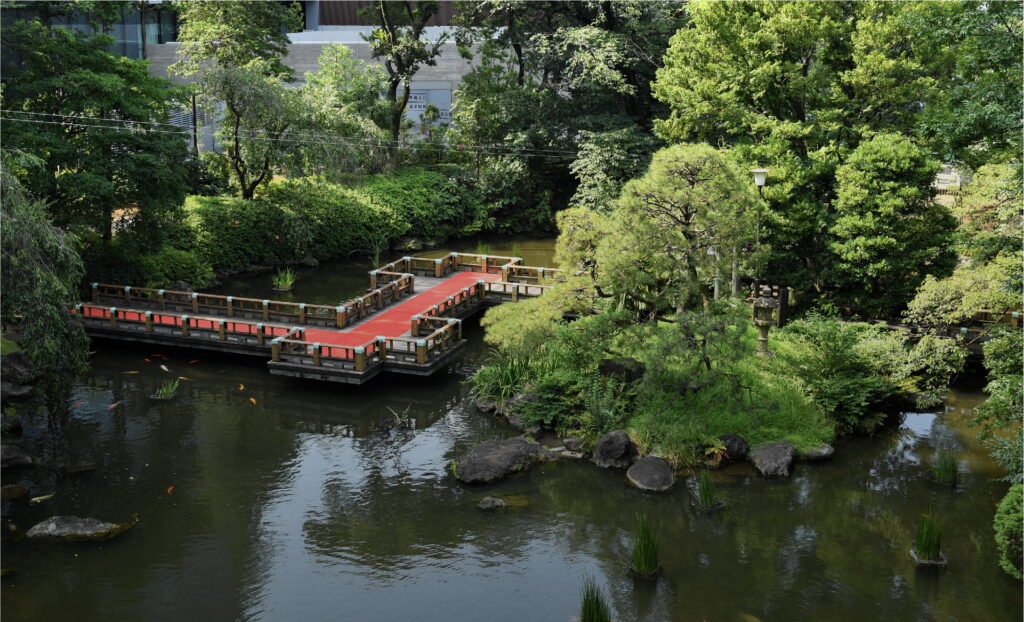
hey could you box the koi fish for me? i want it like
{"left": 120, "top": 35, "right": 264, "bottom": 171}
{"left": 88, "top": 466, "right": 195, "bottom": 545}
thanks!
{"left": 29, "top": 493, "right": 55, "bottom": 505}
{"left": 238, "top": 384, "right": 245, "bottom": 391}
{"left": 71, "top": 401, "right": 84, "bottom": 407}
{"left": 150, "top": 354, "right": 166, "bottom": 358}
{"left": 159, "top": 364, "right": 170, "bottom": 372}
{"left": 122, "top": 371, "right": 139, "bottom": 374}
{"left": 107, "top": 402, "right": 122, "bottom": 410}
{"left": 166, "top": 486, "right": 174, "bottom": 495}
{"left": 189, "top": 359, "right": 199, "bottom": 364}
{"left": 248, "top": 397, "right": 257, "bottom": 405}
{"left": 144, "top": 358, "right": 152, "bottom": 363}
{"left": 177, "top": 376, "right": 191, "bottom": 381}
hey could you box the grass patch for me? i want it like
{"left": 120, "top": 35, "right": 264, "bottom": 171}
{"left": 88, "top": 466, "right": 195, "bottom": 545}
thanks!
{"left": 579, "top": 575, "right": 611, "bottom": 622}
{"left": 470, "top": 349, "right": 533, "bottom": 402}
{"left": 154, "top": 379, "right": 179, "bottom": 398}
{"left": 933, "top": 449, "right": 958, "bottom": 487}
{"left": 0, "top": 336, "right": 23, "bottom": 355}
{"left": 697, "top": 471, "right": 718, "bottom": 508}
{"left": 630, "top": 513, "right": 660, "bottom": 576}
{"left": 272, "top": 268, "right": 297, "bottom": 291}
{"left": 915, "top": 513, "right": 942, "bottom": 561}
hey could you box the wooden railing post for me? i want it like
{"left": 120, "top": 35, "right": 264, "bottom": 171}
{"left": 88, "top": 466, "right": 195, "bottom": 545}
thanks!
{"left": 218, "top": 320, "right": 226, "bottom": 341}
{"left": 415, "top": 339, "right": 427, "bottom": 364}
{"left": 157, "top": 289, "right": 165, "bottom": 309}
{"left": 124, "top": 285, "right": 132, "bottom": 304}
{"left": 369, "top": 270, "right": 378, "bottom": 290}
{"left": 73, "top": 304, "right": 84, "bottom": 326}
{"left": 336, "top": 305, "right": 346, "bottom": 328}
{"left": 354, "top": 346, "right": 366, "bottom": 371}
{"left": 450, "top": 318, "right": 461, "bottom": 339}
{"left": 257, "top": 323, "right": 266, "bottom": 346}
{"left": 312, "top": 343, "right": 322, "bottom": 366}
{"left": 403, "top": 256, "right": 411, "bottom": 273}
{"left": 411, "top": 314, "right": 421, "bottom": 335}
{"left": 144, "top": 311, "right": 153, "bottom": 333}
{"left": 91, "top": 282, "right": 99, "bottom": 302}
{"left": 477, "top": 281, "right": 486, "bottom": 302}
{"left": 109, "top": 307, "right": 118, "bottom": 328}
{"left": 298, "top": 303, "right": 306, "bottom": 324}
{"left": 262, "top": 299, "right": 270, "bottom": 321}
{"left": 226, "top": 296, "right": 234, "bottom": 317}
{"left": 191, "top": 293, "right": 199, "bottom": 313}
{"left": 434, "top": 258, "right": 443, "bottom": 278}
{"left": 1012, "top": 311, "right": 1020, "bottom": 328}
{"left": 377, "top": 336, "right": 387, "bottom": 361}
{"left": 271, "top": 338, "right": 281, "bottom": 361}
{"left": 512, "top": 283, "right": 519, "bottom": 302}
{"left": 501, "top": 263, "right": 510, "bottom": 281}
{"left": 181, "top": 315, "right": 190, "bottom": 336}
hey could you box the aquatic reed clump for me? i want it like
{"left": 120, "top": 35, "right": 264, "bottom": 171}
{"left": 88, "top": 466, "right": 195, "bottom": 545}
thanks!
{"left": 510, "top": 241, "right": 523, "bottom": 260}
{"left": 914, "top": 513, "right": 942, "bottom": 561}
{"left": 933, "top": 449, "right": 958, "bottom": 487}
{"left": 630, "top": 513, "right": 660, "bottom": 577}
{"left": 154, "top": 379, "right": 179, "bottom": 398}
{"left": 272, "top": 268, "right": 297, "bottom": 291}
{"left": 697, "top": 471, "right": 718, "bottom": 508}
{"left": 474, "top": 241, "right": 492, "bottom": 256}
{"left": 579, "top": 575, "right": 611, "bottom": 622}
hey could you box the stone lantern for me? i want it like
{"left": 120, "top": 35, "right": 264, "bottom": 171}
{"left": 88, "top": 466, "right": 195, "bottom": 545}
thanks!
{"left": 753, "top": 296, "right": 779, "bottom": 355}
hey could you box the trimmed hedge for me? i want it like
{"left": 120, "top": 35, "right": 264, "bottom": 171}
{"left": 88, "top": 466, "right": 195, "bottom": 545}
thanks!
{"left": 360, "top": 166, "right": 481, "bottom": 241}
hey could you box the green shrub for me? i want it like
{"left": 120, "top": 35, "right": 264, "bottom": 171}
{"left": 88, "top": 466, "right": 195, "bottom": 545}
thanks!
{"left": 994, "top": 484, "right": 1023, "bottom": 579}
{"left": 360, "top": 167, "right": 480, "bottom": 241}
{"left": 84, "top": 244, "right": 213, "bottom": 289}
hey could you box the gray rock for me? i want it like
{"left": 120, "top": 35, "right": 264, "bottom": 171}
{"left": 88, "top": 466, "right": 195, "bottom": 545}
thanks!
{"left": 501, "top": 393, "right": 541, "bottom": 436}
{"left": 1, "top": 445, "right": 33, "bottom": 469}
{"left": 718, "top": 433, "right": 750, "bottom": 462}
{"left": 803, "top": 444, "right": 835, "bottom": 462}
{"left": 561, "top": 451, "right": 584, "bottom": 459}
{"left": 171, "top": 280, "right": 193, "bottom": 293}
{"left": 1, "top": 352, "right": 38, "bottom": 386}
{"left": 749, "top": 442, "right": 797, "bottom": 477}
{"left": 299, "top": 255, "right": 319, "bottom": 267}
{"left": 477, "top": 496, "right": 507, "bottom": 510}
{"left": 474, "top": 397, "right": 498, "bottom": 413}
{"left": 562, "top": 437, "right": 583, "bottom": 452}
{"left": 598, "top": 358, "right": 645, "bottom": 384}
{"left": 1, "top": 380, "right": 32, "bottom": 402}
{"left": 626, "top": 457, "right": 675, "bottom": 492}
{"left": 592, "top": 430, "right": 638, "bottom": 469}
{"left": 455, "top": 437, "right": 555, "bottom": 484}
{"left": 26, "top": 516, "right": 133, "bottom": 542}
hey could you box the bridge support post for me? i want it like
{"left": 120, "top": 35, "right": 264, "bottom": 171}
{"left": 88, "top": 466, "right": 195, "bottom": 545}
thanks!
{"left": 257, "top": 323, "right": 265, "bottom": 346}
{"left": 144, "top": 311, "right": 153, "bottom": 333}
{"left": 218, "top": 320, "right": 226, "bottom": 341}
{"left": 108, "top": 307, "right": 118, "bottom": 329}
{"left": 298, "top": 303, "right": 306, "bottom": 324}
{"left": 416, "top": 340, "right": 427, "bottom": 364}
{"left": 181, "top": 315, "right": 190, "bottom": 336}
{"left": 354, "top": 347, "right": 366, "bottom": 371}
{"left": 271, "top": 338, "right": 280, "bottom": 362}
{"left": 336, "top": 305, "right": 346, "bottom": 328}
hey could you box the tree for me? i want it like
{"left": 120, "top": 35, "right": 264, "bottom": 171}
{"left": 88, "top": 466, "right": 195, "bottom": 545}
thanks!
{"left": 2, "top": 19, "right": 190, "bottom": 248}
{"left": 994, "top": 484, "right": 1023, "bottom": 579}
{"left": 953, "top": 161, "right": 1024, "bottom": 262}
{"left": 360, "top": 0, "right": 448, "bottom": 167}
{"left": 596, "top": 143, "right": 758, "bottom": 314}
{"left": 169, "top": 0, "right": 302, "bottom": 78}
{"left": 200, "top": 62, "right": 299, "bottom": 200}
{"left": 829, "top": 134, "right": 956, "bottom": 316}
{"left": 973, "top": 328, "right": 1023, "bottom": 484}
{"left": 1, "top": 152, "right": 89, "bottom": 383}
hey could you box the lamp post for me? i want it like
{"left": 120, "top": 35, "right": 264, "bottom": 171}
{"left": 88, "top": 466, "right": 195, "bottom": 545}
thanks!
{"left": 750, "top": 168, "right": 768, "bottom": 295}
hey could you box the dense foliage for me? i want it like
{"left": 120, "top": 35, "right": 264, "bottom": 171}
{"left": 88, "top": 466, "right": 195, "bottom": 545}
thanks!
{"left": 994, "top": 484, "right": 1023, "bottom": 579}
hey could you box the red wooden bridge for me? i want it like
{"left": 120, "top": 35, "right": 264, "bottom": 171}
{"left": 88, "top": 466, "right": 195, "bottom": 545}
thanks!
{"left": 73, "top": 253, "right": 559, "bottom": 384}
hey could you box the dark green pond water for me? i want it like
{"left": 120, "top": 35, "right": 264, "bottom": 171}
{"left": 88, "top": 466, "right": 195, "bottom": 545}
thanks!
{"left": 2, "top": 238, "right": 1020, "bottom": 621}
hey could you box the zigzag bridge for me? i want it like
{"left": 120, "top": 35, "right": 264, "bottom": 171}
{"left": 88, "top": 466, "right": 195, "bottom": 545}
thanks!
{"left": 73, "top": 253, "right": 558, "bottom": 385}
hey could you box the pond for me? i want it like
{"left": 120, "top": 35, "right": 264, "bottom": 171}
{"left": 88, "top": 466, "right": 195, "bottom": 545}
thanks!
{"left": 2, "top": 238, "right": 1020, "bottom": 621}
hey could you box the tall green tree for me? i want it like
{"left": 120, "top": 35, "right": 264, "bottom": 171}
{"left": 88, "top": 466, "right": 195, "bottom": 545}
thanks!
{"left": 360, "top": 0, "right": 448, "bottom": 167}
{"left": 1, "top": 152, "right": 88, "bottom": 382}
{"left": 829, "top": 134, "right": 956, "bottom": 316}
{"left": 2, "top": 19, "right": 190, "bottom": 248}
{"left": 169, "top": 0, "right": 302, "bottom": 78}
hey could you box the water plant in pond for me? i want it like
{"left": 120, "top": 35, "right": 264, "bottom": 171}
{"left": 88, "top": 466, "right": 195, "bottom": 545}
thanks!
{"left": 470, "top": 349, "right": 532, "bottom": 402}
{"left": 510, "top": 241, "right": 523, "bottom": 260}
{"left": 913, "top": 513, "right": 943, "bottom": 563}
{"left": 153, "top": 379, "right": 179, "bottom": 399}
{"left": 474, "top": 241, "right": 492, "bottom": 256}
{"left": 697, "top": 470, "right": 719, "bottom": 509}
{"left": 933, "top": 449, "right": 958, "bottom": 487}
{"left": 272, "top": 268, "right": 297, "bottom": 291}
{"left": 630, "top": 513, "right": 660, "bottom": 577}
{"left": 579, "top": 574, "right": 611, "bottom": 622}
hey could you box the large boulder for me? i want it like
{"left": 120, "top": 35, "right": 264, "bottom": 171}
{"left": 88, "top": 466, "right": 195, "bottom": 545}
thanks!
{"left": 455, "top": 437, "right": 555, "bottom": 484}
{"left": 477, "top": 496, "right": 507, "bottom": 511}
{"left": 1, "top": 445, "right": 33, "bottom": 469}
{"left": 592, "top": 430, "right": 638, "bottom": 469}
{"left": 598, "top": 358, "right": 645, "bottom": 384}
{"left": 803, "top": 444, "right": 835, "bottom": 462}
{"left": 626, "top": 457, "right": 675, "bottom": 492}
{"left": 500, "top": 394, "right": 542, "bottom": 436}
{"left": 1, "top": 353, "right": 38, "bottom": 386}
{"left": 749, "top": 442, "right": 797, "bottom": 477}
{"left": 718, "top": 433, "right": 750, "bottom": 462}
{"left": 26, "top": 516, "right": 133, "bottom": 542}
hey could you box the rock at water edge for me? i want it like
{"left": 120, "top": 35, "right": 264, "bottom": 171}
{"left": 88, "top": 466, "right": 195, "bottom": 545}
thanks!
{"left": 477, "top": 496, "right": 507, "bottom": 510}
{"left": 749, "top": 442, "right": 796, "bottom": 477}
{"left": 455, "top": 437, "right": 555, "bottom": 484}
{"left": 26, "top": 516, "right": 133, "bottom": 542}
{"left": 626, "top": 457, "right": 675, "bottom": 492}
{"left": 592, "top": 430, "right": 638, "bottom": 469}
